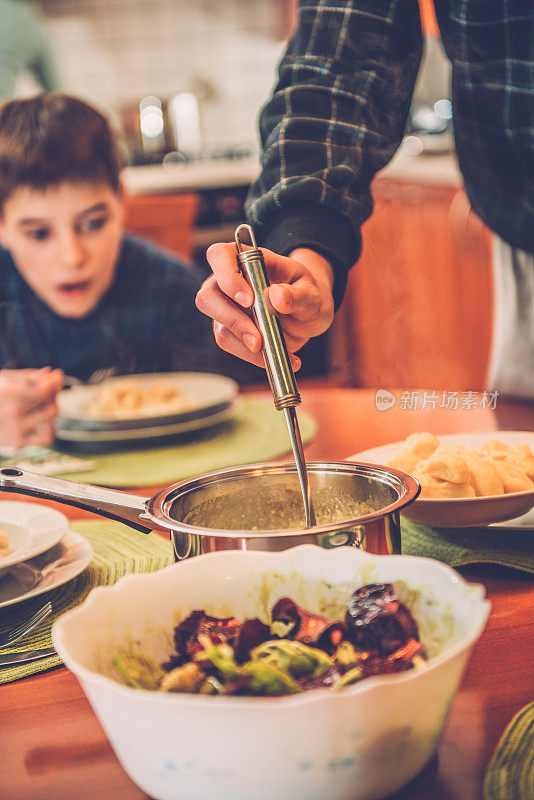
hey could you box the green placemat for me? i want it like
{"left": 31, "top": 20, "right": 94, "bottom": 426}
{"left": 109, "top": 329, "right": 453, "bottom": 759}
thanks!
{"left": 0, "top": 520, "right": 173, "bottom": 685}
{"left": 401, "top": 518, "right": 534, "bottom": 573}
{"left": 484, "top": 702, "right": 534, "bottom": 800}
{"left": 55, "top": 399, "right": 317, "bottom": 487}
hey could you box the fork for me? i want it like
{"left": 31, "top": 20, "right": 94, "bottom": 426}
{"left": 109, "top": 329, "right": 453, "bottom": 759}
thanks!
{"left": 0, "top": 601, "right": 52, "bottom": 648}
{"left": 63, "top": 368, "right": 116, "bottom": 388}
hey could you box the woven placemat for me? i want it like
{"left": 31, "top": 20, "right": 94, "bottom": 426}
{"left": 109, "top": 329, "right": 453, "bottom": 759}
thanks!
{"left": 484, "top": 702, "right": 534, "bottom": 800}
{"left": 0, "top": 520, "right": 173, "bottom": 685}
{"left": 401, "top": 519, "right": 534, "bottom": 574}
{"left": 55, "top": 399, "right": 317, "bottom": 487}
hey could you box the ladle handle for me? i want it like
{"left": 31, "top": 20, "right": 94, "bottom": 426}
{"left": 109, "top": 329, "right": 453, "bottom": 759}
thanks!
{"left": 0, "top": 467, "right": 153, "bottom": 533}
{"left": 235, "top": 224, "right": 300, "bottom": 411}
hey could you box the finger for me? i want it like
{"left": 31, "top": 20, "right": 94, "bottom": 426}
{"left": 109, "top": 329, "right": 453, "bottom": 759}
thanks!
{"left": 213, "top": 323, "right": 301, "bottom": 371}
{"left": 277, "top": 327, "right": 310, "bottom": 353}
{"left": 213, "top": 323, "right": 265, "bottom": 368}
{"left": 20, "top": 373, "right": 63, "bottom": 413}
{"left": 256, "top": 248, "right": 308, "bottom": 285}
{"left": 206, "top": 243, "right": 253, "bottom": 308}
{"left": 23, "top": 423, "right": 56, "bottom": 448}
{"left": 20, "top": 398, "right": 58, "bottom": 438}
{"left": 196, "top": 277, "right": 262, "bottom": 353}
{"left": 47, "top": 368, "right": 65, "bottom": 393}
{"left": 0, "top": 414, "right": 55, "bottom": 449}
{"left": 0, "top": 368, "right": 39, "bottom": 381}
{"left": 1, "top": 366, "right": 57, "bottom": 382}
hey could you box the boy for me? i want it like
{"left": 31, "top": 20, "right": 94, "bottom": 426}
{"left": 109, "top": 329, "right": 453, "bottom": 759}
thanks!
{"left": 0, "top": 93, "right": 222, "bottom": 449}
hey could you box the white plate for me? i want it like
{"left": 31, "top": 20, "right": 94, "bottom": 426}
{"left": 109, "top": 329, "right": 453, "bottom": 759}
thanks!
{"left": 55, "top": 401, "right": 239, "bottom": 446}
{"left": 0, "top": 502, "right": 69, "bottom": 572}
{"left": 0, "top": 529, "right": 93, "bottom": 608}
{"left": 348, "top": 431, "right": 534, "bottom": 529}
{"left": 57, "top": 372, "right": 239, "bottom": 431}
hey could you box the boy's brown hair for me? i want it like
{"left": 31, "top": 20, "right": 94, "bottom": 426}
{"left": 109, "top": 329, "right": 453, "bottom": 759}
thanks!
{"left": 0, "top": 93, "right": 123, "bottom": 211}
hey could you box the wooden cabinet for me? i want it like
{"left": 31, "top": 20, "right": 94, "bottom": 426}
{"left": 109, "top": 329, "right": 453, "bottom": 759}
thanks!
{"left": 123, "top": 192, "right": 198, "bottom": 260}
{"left": 328, "top": 178, "right": 493, "bottom": 391}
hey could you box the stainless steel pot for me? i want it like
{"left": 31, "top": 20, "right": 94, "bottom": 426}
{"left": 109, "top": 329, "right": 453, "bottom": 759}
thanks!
{"left": 0, "top": 462, "right": 419, "bottom": 559}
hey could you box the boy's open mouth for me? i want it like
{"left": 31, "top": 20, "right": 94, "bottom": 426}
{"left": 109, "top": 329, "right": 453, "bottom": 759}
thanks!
{"left": 57, "top": 280, "right": 92, "bottom": 296}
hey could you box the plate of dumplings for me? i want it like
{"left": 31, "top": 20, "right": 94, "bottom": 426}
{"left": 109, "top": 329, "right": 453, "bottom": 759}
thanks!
{"left": 55, "top": 372, "right": 239, "bottom": 448}
{"left": 348, "top": 431, "right": 534, "bottom": 528}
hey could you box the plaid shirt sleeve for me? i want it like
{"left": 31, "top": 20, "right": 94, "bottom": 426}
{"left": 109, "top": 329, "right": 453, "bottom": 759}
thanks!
{"left": 436, "top": 0, "right": 534, "bottom": 255}
{"left": 246, "top": 0, "right": 422, "bottom": 305}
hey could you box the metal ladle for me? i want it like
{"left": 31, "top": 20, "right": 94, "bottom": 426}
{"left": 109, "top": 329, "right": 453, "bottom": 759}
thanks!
{"left": 234, "top": 224, "right": 316, "bottom": 527}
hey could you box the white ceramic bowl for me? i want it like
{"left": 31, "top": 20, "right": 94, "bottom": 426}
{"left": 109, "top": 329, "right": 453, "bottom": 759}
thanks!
{"left": 52, "top": 546, "right": 490, "bottom": 800}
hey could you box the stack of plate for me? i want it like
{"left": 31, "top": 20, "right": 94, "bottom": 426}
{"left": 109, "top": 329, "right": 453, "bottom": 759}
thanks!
{"left": 56, "top": 372, "right": 239, "bottom": 449}
{"left": 0, "top": 502, "right": 92, "bottom": 609}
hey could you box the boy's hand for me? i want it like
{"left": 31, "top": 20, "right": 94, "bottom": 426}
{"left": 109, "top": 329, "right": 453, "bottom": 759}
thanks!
{"left": 0, "top": 368, "right": 64, "bottom": 450}
{"left": 195, "top": 245, "right": 335, "bottom": 369}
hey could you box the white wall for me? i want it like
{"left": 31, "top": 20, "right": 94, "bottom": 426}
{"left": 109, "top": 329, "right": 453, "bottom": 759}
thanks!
{"left": 38, "top": 0, "right": 285, "bottom": 154}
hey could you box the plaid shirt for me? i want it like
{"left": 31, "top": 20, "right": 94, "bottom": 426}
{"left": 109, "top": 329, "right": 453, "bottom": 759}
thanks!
{"left": 247, "top": 0, "right": 534, "bottom": 305}
{"left": 0, "top": 235, "right": 224, "bottom": 381}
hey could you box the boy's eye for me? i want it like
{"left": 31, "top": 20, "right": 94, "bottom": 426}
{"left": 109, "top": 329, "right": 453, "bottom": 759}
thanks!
{"left": 79, "top": 215, "right": 108, "bottom": 234}
{"left": 27, "top": 228, "right": 50, "bottom": 241}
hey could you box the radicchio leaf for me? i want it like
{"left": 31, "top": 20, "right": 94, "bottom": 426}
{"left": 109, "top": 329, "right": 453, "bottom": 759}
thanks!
{"left": 361, "top": 638, "right": 422, "bottom": 678}
{"left": 271, "top": 598, "right": 342, "bottom": 646}
{"left": 316, "top": 622, "right": 348, "bottom": 655}
{"left": 173, "top": 610, "right": 241, "bottom": 659}
{"left": 233, "top": 618, "right": 271, "bottom": 664}
{"left": 345, "top": 584, "right": 419, "bottom": 656}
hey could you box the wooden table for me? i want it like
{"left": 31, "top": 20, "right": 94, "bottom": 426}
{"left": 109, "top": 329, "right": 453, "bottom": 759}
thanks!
{"left": 1, "top": 386, "right": 533, "bottom": 800}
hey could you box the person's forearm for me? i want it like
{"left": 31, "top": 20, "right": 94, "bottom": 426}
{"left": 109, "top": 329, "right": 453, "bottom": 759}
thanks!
{"left": 246, "top": 0, "right": 423, "bottom": 274}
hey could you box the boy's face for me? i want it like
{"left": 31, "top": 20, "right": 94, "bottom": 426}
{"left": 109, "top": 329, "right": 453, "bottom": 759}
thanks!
{"left": 0, "top": 182, "right": 124, "bottom": 318}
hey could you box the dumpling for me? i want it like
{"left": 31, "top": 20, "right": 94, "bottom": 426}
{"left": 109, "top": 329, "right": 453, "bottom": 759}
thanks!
{"left": 0, "top": 528, "right": 11, "bottom": 557}
{"left": 434, "top": 443, "right": 467, "bottom": 458}
{"left": 480, "top": 440, "right": 511, "bottom": 461}
{"left": 417, "top": 473, "right": 476, "bottom": 499}
{"left": 387, "top": 432, "right": 439, "bottom": 474}
{"left": 146, "top": 378, "right": 182, "bottom": 405}
{"left": 418, "top": 452, "right": 470, "bottom": 485}
{"left": 92, "top": 380, "right": 144, "bottom": 414}
{"left": 462, "top": 451, "right": 504, "bottom": 497}
{"left": 505, "top": 445, "right": 534, "bottom": 480}
{"left": 386, "top": 433, "right": 534, "bottom": 498}
{"left": 489, "top": 459, "right": 534, "bottom": 493}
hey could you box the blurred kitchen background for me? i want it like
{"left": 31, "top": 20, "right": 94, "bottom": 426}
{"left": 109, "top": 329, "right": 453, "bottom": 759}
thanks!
{"left": 10, "top": 0, "right": 451, "bottom": 162}
{"left": 4, "top": 1, "right": 492, "bottom": 391}
{"left": 8, "top": 0, "right": 293, "bottom": 161}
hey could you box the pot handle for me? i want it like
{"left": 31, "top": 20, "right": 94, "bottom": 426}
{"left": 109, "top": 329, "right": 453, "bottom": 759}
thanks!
{"left": 0, "top": 468, "right": 154, "bottom": 534}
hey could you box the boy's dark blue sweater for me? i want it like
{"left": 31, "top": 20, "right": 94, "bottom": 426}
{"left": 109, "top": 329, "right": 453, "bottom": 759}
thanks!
{"left": 0, "top": 235, "right": 223, "bottom": 381}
